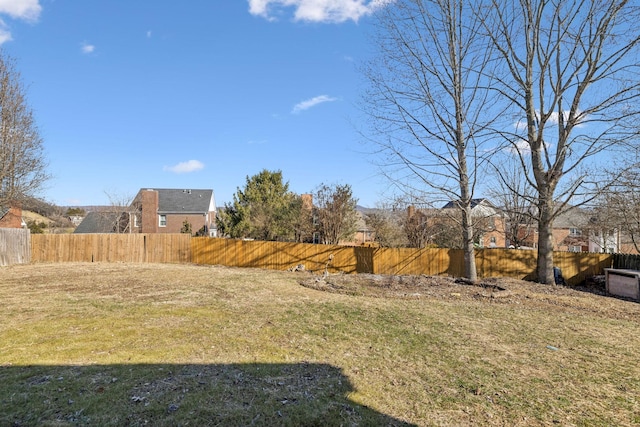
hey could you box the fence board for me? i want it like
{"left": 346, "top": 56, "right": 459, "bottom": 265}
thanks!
{"left": 371, "top": 247, "right": 463, "bottom": 276}
{"left": 552, "top": 251, "right": 612, "bottom": 286}
{"left": 31, "top": 234, "right": 191, "bottom": 264}
{"left": 29, "top": 235, "right": 613, "bottom": 286}
{"left": 191, "top": 239, "right": 612, "bottom": 283}
{"left": 613, "top": 253, "right": 640, "bottom": 270}
{"left": 476, "top": 249, "right": 538, "bottom": 281}
{"left": 0, "top": 228, "right": 31, "bottom": 266}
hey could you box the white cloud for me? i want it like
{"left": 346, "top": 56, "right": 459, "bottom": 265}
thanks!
{"left": 504, "top": 139, "right": 552, "bottom": 156}
{"left": 248, "top": 0, "right": 393, "bottom": 23}
{"left": 81, "top": 42, "right": 95, "bottom": 54}
{"left": 0, "top": 1, "right": 42, "bottom": 45}
{"left": 548, "top": 110, "right": 587, "bottom": 127}
{"left": 0, "top": 21, "right": 11, "bottom": 44}
{"left": 506, "top": 139, "right": 531, "bottom": 155}
{"left": 0, "top": 0, "right": 41, "bottom": 21}
{"left": 163, "top": 160, "right": 205, "bottom": 174}
{"left": 292, "top": 95, "right": 337, "bottom": 114}
{"left": 513, "top": 109, "right": 586, "bottom": 131}
{"left": 514, "top": 119, "right": 527, "bottom": 132}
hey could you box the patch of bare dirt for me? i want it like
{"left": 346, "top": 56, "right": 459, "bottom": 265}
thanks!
{"left": 299, "top": 273, "right": 640, "bottom": 321}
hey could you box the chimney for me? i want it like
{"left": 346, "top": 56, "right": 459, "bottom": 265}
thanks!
{"left": 141, "top": 190, "right": 159, "bottom": 233}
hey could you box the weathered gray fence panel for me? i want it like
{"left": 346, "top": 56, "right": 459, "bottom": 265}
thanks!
{"left": 613, "top": 253, "right": 640, "bottom": 271}
{"left": 0, "top": 228, "right": 31, "bottom": 266}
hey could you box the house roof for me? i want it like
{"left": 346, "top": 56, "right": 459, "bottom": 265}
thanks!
{"left": 553, "top": 207, "right": 592, "bottom": 229}
{"left": 0, "top": 206, "right": 8, "bottom": 220}
{"left": 136, "top": 189, "right": 215, "bottom": 214}
{"left": 441, "top": 199, "right": 502, "bottom": 219}
{"left": 74, "top": 212, "right": 122, "bottom": 233}
{"left": 441, "top": 198, "right": 493, "bottom": 209}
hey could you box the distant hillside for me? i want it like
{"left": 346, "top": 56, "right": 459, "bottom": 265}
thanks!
{"left": 22, "top": 210, "right": 54, "bottom": 225}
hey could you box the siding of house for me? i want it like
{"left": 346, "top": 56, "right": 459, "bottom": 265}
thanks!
{"left": 482, "top": 227, "right": 507, "bottom": 248}
{"left": 134, "top": 188, "right": 215, "bottom": 235}
{"left": 159, "top": 213, "right": 208, "bottom": 234}
{"left": 620, "top": 240, "right": 640, "bottom": 255}
{"left": 0, "top": 206, "right": 23, "bottom": 228}
{"left": 553, "top": 228, "right": 588, "bottom": 252}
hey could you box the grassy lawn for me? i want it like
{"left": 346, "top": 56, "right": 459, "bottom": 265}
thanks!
{"left": 1, "top": 263, "right": 640, "bottom": 426}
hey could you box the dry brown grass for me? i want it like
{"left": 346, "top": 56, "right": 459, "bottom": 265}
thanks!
{"left": 1, "top": 262, "right": 640, "bottom": 426}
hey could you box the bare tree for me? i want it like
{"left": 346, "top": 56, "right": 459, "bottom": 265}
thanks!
{"left": 313, "top": 183, "right": 358, "bottom": 245}
{"left": 596, "top": 169, "right": 640, "bottom": 253}
{"left": 104, "top": 190, "right": 135, "bottom": 233}
{"left": 0, "top": 52, "right": 49, "bottom": 207}
{"left": 483, "top": 0, "right": 640, "bottom": 283}
{"left": 365, "top": 209, "right": 409, "bottom": 247}
{"left": 488, "top": 158, "right": 538, "bottom": 248}
{"left": 363, "top": 0, "right": 502, "bottom": 281}
{"left": 403, "top": 205, "right": 449, "bottom": 248}
{"left": 291, "top": 194, "right": 315, "bottom": 243}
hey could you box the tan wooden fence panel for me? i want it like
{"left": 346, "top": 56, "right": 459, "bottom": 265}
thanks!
{"left": 29, "top": 235, "right": 613, "bottom": 285}
{"left": 189, "top": 238, "right": 613, "bottom": 284}
{"left": 31, "top": 234, "right": 191, "bottom": 264}
{"left": 476, "top": 249, "right": 538, "bottom": 281}
{"left": 371, "top": 247, "right": 465, "bottom": 276}
{"left": 0, "top": 228, "right": 31, "bottom": 266}
{"left": 144, "top": 234, "right": 191, "bottom": 263}
{"left": 552, "top": 251, "right": 613, "bottom": 285}
{"left": 192, "top": 238, "right": 359, "bottom": 273}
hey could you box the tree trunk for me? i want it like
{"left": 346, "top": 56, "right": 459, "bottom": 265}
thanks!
{"left": 462, "top": 207, "right": 478, "bottom": 282}
{"left": 536, "top": 198, "right": 555, "bottom": 285}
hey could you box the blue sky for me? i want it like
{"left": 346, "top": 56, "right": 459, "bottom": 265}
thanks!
{"left": 2, "top": 0, "right": 392, "bottom": 208}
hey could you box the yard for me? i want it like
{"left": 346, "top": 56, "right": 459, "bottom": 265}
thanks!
{"left": 1, "top": 262, "right": 639, "bottom": 426}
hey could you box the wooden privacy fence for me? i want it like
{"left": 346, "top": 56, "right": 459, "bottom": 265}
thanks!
{"left": 191, "top": 238, "right": 613, "bottom": 285}
{"left": 191, "top": 238, "right": 363, "bottom": 273}
{"left": 613, "top": 253, "right": 640, "bottom": 271}
{"left": 31, "top": 234, "right": 191, "bottom": 264}
{"left": 27, "top": 235, "right": 613, "bottom": 285}
{"left": 0, "top": 228, "right": 30, "bottom": 266}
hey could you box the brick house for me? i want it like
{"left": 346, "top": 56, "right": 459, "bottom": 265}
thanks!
{"left": 403, "top": 199, "right": 507, "bottom": 248}
{"left": 75, "top": 188, "right": 217, "bottom": 236}
{"left": 552, "top": 207, "right": 619, "bottom": 253}
{"left": 131, "top": 188, "right": 217, "bottom": 236}
{"left": 0, "top": 204, "right": 24, "bottom": 228}
{"left": 441, "top": 199, "right": 507, "bottom": 248}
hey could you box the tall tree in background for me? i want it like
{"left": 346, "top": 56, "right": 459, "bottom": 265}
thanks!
{"left": 291, "top": 194, "right": 315, "bottom": 243}
{"left": 0, "top": 52, "right": 49, "bottom": 207}
{"left": 365, "top": 209, "right": 408, "bottom": 247}
{"left": 484, "top": 0, "right": 640, "bottom": 283}
{"left": 313, "top": 183, "right": 358, "bottom": 245}
{"left": 217, "top": 169, "right": 298, "bottom": 241}
{"left": 363, "top": 0, "right": 501, "bottom": 281}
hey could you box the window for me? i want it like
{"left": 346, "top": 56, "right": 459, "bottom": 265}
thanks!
{"left": 159, "top": 215, "right": 167, "bottom": 227}
{"left": 569, "top": 245, "right": 581, "bottom": 252}
{"left": 569, "top": 228, "right": 581, "bottom": 237}
{"left": 133, "top": 214, "right": 140, "bottom": 228}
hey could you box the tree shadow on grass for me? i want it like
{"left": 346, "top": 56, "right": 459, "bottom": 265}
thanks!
{"left": 1, "top": 362, "right": 415, "bottom": 426}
